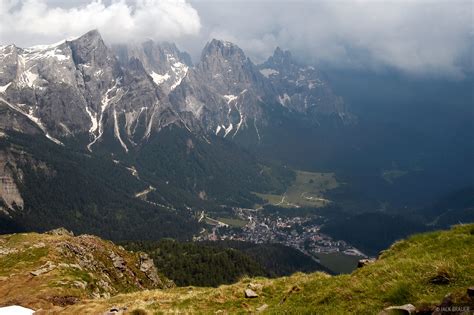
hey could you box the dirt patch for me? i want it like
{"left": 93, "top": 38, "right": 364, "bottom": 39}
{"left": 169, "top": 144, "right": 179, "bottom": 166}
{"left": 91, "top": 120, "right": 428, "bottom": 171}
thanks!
{"left": 47, "top": 295, "right": 80, "bottom": 307}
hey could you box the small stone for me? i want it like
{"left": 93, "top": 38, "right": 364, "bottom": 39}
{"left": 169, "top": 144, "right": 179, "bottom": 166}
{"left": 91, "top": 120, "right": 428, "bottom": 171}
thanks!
{"left": 379, "top": 304, "right": 416, "bottom": 315}
{"left": 256, "top": 304, "right": 268, "bottom": 312}
{"left": 245, "top": 288, "right": 258, "bottom": 298}
{"left": 30, "top": 261, "right": 56, "bottom": 276}
{"left": 32, "top": 242, "right": 46, "bottom": 248}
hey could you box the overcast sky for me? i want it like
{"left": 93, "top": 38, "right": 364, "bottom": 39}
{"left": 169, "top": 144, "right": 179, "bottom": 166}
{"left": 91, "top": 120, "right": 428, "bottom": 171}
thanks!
{"left": 1, "top": 0, "right": 472, "bottom": 77}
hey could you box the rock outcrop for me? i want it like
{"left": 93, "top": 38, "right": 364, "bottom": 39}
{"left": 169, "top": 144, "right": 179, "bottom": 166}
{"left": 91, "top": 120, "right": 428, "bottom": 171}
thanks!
{"left": 0, "top": 229, "right": 171, "bottom": 309}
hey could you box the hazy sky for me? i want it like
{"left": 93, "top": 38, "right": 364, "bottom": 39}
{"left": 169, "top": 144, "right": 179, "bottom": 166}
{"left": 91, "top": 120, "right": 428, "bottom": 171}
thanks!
{"left": 1, "top": 0, "right": 472, "bottom": 77}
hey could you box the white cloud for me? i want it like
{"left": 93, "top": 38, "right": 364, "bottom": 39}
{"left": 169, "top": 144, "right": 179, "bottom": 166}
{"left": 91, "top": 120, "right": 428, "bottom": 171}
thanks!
{"left": 0, "top": 0, "right": 201, "bottom": 46}
{"left": 188, "top": 0, "right": 472, "bottom": 77}
{"left": 0, "top": 0, "right": 471, "bottom": 77}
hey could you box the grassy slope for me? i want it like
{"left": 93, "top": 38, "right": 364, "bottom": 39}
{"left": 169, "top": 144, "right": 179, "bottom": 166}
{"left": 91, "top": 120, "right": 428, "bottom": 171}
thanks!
{"left": 63, "top": 224, "right": 474, "bottom": 314}
{"left": 256, "top": 171, "right": 339, "bottom": 208}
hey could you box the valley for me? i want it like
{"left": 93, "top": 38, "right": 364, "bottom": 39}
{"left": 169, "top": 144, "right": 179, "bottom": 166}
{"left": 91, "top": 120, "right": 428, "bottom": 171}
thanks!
{"left": 195, "top": 205, "right": 365, "bottom": 274}
{"left": 0, "top": 26, "right": 472, "bottom": 314}
{"left": 0, "top": 1, "right": 472, "bottom": 313}
{"left": 254, "top": 170, "right": 339, "bottom": 208}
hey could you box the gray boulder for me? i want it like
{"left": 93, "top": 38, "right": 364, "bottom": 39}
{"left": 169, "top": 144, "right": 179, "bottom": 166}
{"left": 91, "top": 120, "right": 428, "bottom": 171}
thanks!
{"left": 245, "top": 288, "right": 258, "bottom": 298}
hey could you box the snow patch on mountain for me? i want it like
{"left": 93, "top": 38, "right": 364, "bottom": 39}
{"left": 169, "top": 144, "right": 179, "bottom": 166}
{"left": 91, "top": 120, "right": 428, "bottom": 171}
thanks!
{"left": 259, "top": 68, "right": 279, "bottom": 78}
{"left": 170, "top": 75, "right": 185, "bottom": 91}
{"left": 0, "top": 83, "right": 11, "bottom": 93}
{"left": 224, "top": 123, "right": 233, "bottom": 137}
{"left": 150, "top": 71, "right": 170, "bottom": 85}
{"left": 233, "top": 110, "right": 245, "bottom": 138}
{"left": 223, "top": 94, "right": 238, "bottom": 104}
{"left": 84, "top": 105, "right": 98, "bottom": 134}
{"left": 18, "top": 69, "right": 38, "bottom": 88}
{"left": 113, "top": 107, "right": 129, "bottom": 153}
{"left": 144, "top": 109, "right": 156, "bottom": 139}
{"left": 22, "top": 39, "right": 73, "bottom": 63}
{"left": 170, "top": 62, "right": 188, "bottom": 91}
{"left": 87, "top": 84, "right": 126, "bottom": 152}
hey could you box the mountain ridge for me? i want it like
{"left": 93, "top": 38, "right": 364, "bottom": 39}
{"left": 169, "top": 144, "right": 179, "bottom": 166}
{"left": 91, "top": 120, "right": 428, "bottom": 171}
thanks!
{"left": 0, "top": 30, "right": 351, "bottom": 150}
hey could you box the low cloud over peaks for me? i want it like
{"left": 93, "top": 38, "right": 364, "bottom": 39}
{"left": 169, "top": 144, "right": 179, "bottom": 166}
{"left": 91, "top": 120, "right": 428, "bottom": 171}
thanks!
{"left": 1, "top": 0, "right": 471, "bottom": 77}
{"left": 190, "top": 0, "right": 472, "bottom": 78}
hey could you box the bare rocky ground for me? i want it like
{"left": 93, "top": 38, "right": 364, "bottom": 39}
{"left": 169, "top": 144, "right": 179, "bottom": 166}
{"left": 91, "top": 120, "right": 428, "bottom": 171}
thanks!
{"left": 0, "top": 228, "right": 172, "bottom": 312}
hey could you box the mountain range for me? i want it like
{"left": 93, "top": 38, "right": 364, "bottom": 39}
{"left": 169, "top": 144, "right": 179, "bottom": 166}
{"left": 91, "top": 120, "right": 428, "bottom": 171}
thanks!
{"left": 0, "top": 29, "right": 472, "bottom": 246}
{"left": 0, "top": 29, "right": 350, "bottom": 238}
{"left": 0, "top": 29, "right": 348, "bottom": 150}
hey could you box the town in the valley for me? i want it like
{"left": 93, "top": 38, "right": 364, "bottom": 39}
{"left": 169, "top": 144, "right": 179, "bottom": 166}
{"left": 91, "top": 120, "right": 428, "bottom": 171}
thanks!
{"left": 194, "top": 207, "right": 367, "bottom": 262}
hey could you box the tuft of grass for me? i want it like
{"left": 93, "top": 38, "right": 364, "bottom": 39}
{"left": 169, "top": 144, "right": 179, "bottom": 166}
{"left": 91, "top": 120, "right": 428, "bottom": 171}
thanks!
{"left": 385, "top": 281, "right": 413, "bottom": 305}
{"left": 428, "top": 262, "right": 455, "bottom": 285}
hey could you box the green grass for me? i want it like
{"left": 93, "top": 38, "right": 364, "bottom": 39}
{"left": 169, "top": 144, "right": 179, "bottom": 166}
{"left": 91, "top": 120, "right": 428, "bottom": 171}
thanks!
{"left": 0, "top": 247, "right": 49, "bottom": 276}
{"left": 63, "top": 224, "right": 474, "bottom": 314}
{"left": 255, "top": 171, "right": 339, "bottom": 208}
{"left": 216, "top": 217, "right": 248, "bottom": 228}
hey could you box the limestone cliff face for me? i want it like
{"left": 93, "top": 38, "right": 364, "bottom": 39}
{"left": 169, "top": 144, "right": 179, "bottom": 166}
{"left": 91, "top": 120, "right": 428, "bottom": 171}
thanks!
{"left": 0, "top": 146, "right": 56, "bottom": 215}
{"left": 0, "top": 150, "right": 24, "bottom": 214}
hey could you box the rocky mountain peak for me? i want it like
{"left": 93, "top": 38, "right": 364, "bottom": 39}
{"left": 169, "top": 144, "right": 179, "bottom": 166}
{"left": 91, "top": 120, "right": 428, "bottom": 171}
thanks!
{"left": 112, "top": 40, "right": 191, "bottom": 94}
{"left": 273, "top": 47, "right": 292, "bottom": 63}
{"left": 262, "top": 47, "right": 296, "bottom": 74}
{"left": 71, "top": 29, "right": 102, "bottom": 47}
{"left": 201, "top": 39, "right": 247, "bottom": 63}
{"left": 258, "top": 47, "right": 353, "bottom": 123}
{"left": 194, "top": 39, "right": 269, "bottom": 95}
{"left": 69, "top": 29, "right": 113, "bottom": 67}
